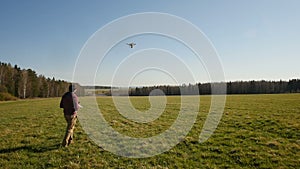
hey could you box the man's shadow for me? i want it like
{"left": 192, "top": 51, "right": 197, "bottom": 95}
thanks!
{"left": 0, "top": 143, "right": 61, "bottom": 154}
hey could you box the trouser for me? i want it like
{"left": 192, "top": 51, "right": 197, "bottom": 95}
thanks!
{"left": 62, "top": 114, "right": 77, "bottom": 146}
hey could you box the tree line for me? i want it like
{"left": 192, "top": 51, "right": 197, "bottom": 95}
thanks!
{"left": 1, "top": 61, "right": 300, "bottom": 99}
{"left": 127, "top": 79, "right": 300, "bottom": 96}
{"left": 0, "top": 62, "right": 71, "bottom": 99}
{"left": 94, "top": 79, "right": 300, "bottom": 96}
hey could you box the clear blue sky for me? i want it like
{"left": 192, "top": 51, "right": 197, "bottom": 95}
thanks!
{"left": 0, "top": 0, "right": 299, "bottom": 85}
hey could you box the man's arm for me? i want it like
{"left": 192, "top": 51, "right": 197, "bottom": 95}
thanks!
{"left": 72, "top": 93, "right": 80, "bottom": 111}
{"left": 60, "top": 95, "right": 64, "bottom": 108}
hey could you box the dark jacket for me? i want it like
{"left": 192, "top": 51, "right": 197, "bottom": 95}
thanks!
{"left": 60, "top": 92, "right": 79, "bottom": 115}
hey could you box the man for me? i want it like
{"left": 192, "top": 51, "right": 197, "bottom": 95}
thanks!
{"left": 60, "top": 84, "right": 80, "bottom": 147}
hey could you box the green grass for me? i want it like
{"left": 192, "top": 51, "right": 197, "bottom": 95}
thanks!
{"left": 0, "top": 94, "right": 299, "bottom": 168}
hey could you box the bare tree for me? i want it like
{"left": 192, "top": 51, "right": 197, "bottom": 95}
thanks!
{"left": 21, "top": 70, "right": 28, "bottom": 98}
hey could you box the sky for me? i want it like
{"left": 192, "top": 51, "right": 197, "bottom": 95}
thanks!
{"left": 0, "top": 0, "right": 299, "bottom": 86}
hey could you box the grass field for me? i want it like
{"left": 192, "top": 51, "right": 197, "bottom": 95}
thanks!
{"left": 0, "top": 94, "right": 299, "bottom": 168}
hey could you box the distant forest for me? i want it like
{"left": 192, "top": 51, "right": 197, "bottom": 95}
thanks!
{"left": 1, "top": 61, "right": 300, "bottom": 100}
{"left": 127, "top": 79, "right": 300, "bottom": 96}
{"left": 96, "top": 79, "right": 300, "bottom": 96}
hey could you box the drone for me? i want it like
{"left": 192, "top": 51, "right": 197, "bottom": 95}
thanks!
{"left": 127, "top": 42, "right": 136, "bottom": 48}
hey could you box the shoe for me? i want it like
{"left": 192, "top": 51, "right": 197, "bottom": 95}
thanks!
{"left": 67, "top": 140, "right": 73, "bottom": 146}
{"left": 62, "top": 144, "right": 68, "bottom": 147}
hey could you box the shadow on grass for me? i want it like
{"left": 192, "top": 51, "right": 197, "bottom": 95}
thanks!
{"left": 0, "top": 143, "right": 61, "bottom": 154}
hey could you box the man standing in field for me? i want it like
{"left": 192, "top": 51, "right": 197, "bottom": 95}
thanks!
{"left": 60, "top": 84, "right": 80, "bottom": 147}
